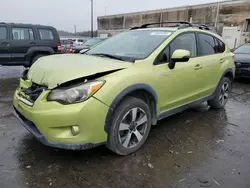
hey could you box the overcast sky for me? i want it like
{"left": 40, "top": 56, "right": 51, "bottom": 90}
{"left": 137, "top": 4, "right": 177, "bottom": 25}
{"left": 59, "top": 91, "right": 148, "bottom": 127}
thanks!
{"left": 1, "top": 0, "right": 219, "bottom": 32}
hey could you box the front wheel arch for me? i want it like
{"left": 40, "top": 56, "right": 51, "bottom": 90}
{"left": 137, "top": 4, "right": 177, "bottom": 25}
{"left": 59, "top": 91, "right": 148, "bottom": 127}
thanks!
{"left": 104, "top": 84, "right": 158, "bottom": 133}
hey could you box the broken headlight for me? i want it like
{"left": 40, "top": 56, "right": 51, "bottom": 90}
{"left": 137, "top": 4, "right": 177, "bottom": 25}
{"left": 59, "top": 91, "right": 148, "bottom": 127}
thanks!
{"left": 47, "top": 81, "right": 105, "bottom": 104}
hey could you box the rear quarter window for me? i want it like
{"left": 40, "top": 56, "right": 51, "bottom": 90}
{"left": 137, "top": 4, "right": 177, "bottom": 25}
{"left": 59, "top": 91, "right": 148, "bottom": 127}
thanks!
{"left": 213, "top": 37, "right": 225, "bottom": 53}
{"left": 217, "top": 38, "right": 225, "bottom": 53}
{"left": 38, "top": 29, "right": 54, "bottom": 40}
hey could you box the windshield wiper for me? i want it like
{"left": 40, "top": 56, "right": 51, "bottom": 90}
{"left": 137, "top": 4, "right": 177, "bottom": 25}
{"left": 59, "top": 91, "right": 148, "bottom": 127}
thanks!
{"left": 90, "top": 53, "right": 135, "bottom": 62}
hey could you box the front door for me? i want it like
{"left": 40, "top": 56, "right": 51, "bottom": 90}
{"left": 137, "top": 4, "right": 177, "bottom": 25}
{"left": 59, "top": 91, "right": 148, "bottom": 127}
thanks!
{"left": 9, "top": 26, "right": 35, "bottom": 65}
{"left": 0, "top": 25, "right": 11, "bottom": 65}
{"left": 153, "top": 32, "right": 201, "bottom": 113}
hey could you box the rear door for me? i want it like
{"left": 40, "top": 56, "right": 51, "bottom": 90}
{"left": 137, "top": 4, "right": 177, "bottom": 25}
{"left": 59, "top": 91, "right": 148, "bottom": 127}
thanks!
{"left": 37, "top": 27, "right": 59, "bottom": 52}
{"left": 0, "top": 24, "right": 11, "bottom": 64}
{"left": 9, "top": 26, "right": 36, "bottom": 64}
{"left": 194, "top": 32, "right": 224, "bottom": 97}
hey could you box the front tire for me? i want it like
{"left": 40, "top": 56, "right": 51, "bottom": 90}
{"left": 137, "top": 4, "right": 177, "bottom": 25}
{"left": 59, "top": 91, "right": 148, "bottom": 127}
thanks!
{"left": 106, "top": 97, "right": 152, "bottom": 155}
{"left": 208, "top": 77, "right": 231, "bottom": 109}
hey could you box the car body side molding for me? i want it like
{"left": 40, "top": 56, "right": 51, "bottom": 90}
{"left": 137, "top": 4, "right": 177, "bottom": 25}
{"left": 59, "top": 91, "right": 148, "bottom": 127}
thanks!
{"left": 157, "top": 95, "right": 213, "bottom": 121}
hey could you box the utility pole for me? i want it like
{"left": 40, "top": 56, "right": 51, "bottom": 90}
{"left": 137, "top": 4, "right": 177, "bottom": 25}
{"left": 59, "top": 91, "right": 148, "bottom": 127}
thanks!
{"left": 91, "top": 0, "right": 94, "bottom": 38}
{"left": 74, "top": 25, "right": 76, "bottom": 34}
{"left": 214, "top": 2, "right": 220, "bottom": 28}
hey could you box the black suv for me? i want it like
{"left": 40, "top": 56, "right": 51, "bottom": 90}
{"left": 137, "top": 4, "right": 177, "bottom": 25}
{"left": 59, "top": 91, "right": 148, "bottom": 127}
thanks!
{"left": 0, "top": 22, "right": 61, "bottom": 67}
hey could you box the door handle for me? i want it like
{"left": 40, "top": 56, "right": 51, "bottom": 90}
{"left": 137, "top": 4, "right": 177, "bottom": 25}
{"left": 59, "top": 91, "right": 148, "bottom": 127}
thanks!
{"left": 160, "top": 72, "right": 170, "bottom": 76}
{"left": 194, "top": 65, "right": 202, "bottom": 70}
{"left": 220, "top": 59, "right": 225, "bottom": 63}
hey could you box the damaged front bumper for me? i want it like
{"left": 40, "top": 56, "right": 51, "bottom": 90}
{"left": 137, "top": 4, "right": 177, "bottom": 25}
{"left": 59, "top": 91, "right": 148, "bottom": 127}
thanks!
{"left": 13, "top": 109, "right": 103, "bottom": 150}
{"left": 13, "top": 88, "right": 109, "bottom": 150}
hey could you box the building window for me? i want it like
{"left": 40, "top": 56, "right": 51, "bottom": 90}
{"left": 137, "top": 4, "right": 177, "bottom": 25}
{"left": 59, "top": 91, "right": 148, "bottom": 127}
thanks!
{"left": 246, "top": 19, "right": 250, "bottom": 32}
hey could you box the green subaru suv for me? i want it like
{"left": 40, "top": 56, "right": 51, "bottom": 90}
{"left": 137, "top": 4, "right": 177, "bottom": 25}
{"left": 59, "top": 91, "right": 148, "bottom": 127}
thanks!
{"left": 13, "top": 22, "right": 235, "bottom": 155}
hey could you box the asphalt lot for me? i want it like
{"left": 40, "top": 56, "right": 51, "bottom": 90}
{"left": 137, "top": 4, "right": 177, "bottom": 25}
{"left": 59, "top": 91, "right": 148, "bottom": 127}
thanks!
{"left": 0, "top": 66, "right": 250, "bottom": 188}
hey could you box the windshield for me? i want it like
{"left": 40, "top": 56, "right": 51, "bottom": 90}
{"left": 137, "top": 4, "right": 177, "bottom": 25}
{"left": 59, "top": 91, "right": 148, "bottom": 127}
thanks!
{"left": 234, "top": 45, "right": 250, "bottom": 54}
{"left": 87, "top": 30, "right": 172, "bottom": 60}
{"left": 84, "top": 38, "right": 103, "bottom": 46}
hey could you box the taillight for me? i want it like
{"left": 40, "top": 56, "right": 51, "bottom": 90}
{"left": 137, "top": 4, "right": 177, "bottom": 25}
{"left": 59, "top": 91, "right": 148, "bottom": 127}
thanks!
{"left": 57, "top": 42, "right": 62, "bottom": 53}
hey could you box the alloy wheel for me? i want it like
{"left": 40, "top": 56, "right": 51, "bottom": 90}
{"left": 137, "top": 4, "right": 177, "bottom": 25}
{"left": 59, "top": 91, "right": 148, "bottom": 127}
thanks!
{"left": 118, "top": 107, "right": 148, "bottom": 148}
{"left": 219, "top": 82, "right": 230, "bottom": 106}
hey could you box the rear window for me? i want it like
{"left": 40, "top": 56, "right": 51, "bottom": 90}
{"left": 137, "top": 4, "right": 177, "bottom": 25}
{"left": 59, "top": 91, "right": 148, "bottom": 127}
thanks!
{"left": 0, "top": 26, "right": 7, "bottom": 40}
{"left": 38, "top": 29, "right": 54, "bottom": 40}
{"left": 198, "top": 33, "right": 216, "bottom": 56}
{"left": 78, "top": 39, "right": 84, "bottom": 42}
{"left": 12, "top": 27, "right": 34, "bottom": 40}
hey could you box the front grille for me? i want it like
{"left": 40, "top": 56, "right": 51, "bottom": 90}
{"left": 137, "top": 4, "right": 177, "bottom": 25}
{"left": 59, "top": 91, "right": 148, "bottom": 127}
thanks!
{"left": 21, "top": 83, "right": 47, "bottom": 101}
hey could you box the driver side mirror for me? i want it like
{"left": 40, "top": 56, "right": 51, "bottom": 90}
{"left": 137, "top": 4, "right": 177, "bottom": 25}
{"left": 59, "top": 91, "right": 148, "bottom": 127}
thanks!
{"left": 168, "top": 49, "right": 190, "bottom": 69}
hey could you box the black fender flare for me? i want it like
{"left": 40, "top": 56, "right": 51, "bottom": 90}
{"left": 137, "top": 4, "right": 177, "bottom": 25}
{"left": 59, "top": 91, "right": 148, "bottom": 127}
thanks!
{"left": 25, "top": 47, "right": 54, "bottom": 62}
{"left": 221, "top": 68, "right": 234, "bottom": 79}
{"left": 104, "top": 84, "right": 158, "bottom": 133}
{"left": 212, "top": 68, "right": 234, "bottom": 96}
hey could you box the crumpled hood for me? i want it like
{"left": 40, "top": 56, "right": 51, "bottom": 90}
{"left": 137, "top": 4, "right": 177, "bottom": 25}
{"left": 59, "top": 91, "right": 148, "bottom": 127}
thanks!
{"left": 28, "top": 54, "right": 132, "bottom": 89}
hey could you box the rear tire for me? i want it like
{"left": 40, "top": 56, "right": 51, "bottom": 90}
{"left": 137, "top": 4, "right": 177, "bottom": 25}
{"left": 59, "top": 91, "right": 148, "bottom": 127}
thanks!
{"left": 208, "top": 77, "right": 231, "bottom": 109}
{"left": 30, "top": 54, "right": 44, "bottom": 66}
{"left": 106, "top": 97, "right": 152, "bottom": 155}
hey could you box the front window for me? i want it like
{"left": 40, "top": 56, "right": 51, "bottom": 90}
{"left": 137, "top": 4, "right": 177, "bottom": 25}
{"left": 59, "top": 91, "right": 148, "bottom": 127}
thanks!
{"left": 170, "top": 33, "right": 197, "bottom": 57}
{"left": 87, "top": 30, "right": 173, "bottom": 61}
{"left": 0, "top": 27, "right": 7, "bottom": 40}
{"left": 234, "top": 45, "right": 250, "bottom": 54}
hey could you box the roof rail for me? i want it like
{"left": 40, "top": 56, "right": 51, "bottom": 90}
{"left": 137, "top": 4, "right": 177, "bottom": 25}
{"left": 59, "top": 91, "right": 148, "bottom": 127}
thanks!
{"left": 130, "top": 21, "right": 213, "bottom": 31}
{"left": 130, "top": 21, "right": 192, "bottom": 30}
{"left": 192, "top": 24, "right": 211, "bottom": 30}
{"left": 140, "top": 21, "right": 192, "bottom": 28}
